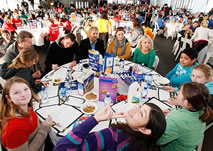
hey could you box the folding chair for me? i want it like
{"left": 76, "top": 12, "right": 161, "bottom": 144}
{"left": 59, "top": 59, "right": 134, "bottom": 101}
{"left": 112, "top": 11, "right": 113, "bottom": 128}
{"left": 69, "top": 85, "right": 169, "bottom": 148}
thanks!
{"left": 152, "top": 55, "right": 160, "bottom": 70}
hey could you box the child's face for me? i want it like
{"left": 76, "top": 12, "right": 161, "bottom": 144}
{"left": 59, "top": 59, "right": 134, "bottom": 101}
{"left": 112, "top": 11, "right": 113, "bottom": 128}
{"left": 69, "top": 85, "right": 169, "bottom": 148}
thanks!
{"left": 175, "top": 87, "right": 186, "bottom": 106}
{"left": 8, "top": 82, "right": 32, "bottom": 107}
{"left": 180, "top": 53, "right": 195, "bottom": 67}
{"left": 191, "top": 69, "right": 209, "bottom": 84}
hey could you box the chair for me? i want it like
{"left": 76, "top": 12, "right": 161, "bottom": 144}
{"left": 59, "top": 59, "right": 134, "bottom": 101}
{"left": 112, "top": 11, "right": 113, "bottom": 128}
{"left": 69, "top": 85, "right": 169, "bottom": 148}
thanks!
{"left": 175, "top": 38, "right": 192, "bottom": 60}
{"left": 172, "top": 33, "right": 182, "bottom": 55}
{"left": 152, "top": 55, "right": 159, "bottom": 70}
{"left": 200, "top": 40, "right": 213, "bottom": 64}
{"left": 196, "top": 122, "right": 213, "bottom": 151}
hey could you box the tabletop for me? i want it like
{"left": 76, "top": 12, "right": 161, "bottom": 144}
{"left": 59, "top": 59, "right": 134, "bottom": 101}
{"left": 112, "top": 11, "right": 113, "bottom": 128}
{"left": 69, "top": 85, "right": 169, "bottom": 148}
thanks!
{"left": 34, "top": 59, "right": 173, "bottom": 145}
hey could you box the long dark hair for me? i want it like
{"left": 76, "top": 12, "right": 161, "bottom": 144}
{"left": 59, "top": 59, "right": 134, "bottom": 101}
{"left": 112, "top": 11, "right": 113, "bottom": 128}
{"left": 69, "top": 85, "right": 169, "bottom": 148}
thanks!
{"left": 100, "top": 10, "right": 108, "bottom": 20}
{"left": 111, "top": 103, "right": 166, "bottom": 151}
{"left": 182, "top": 82, "right": 213, "bottom": 123}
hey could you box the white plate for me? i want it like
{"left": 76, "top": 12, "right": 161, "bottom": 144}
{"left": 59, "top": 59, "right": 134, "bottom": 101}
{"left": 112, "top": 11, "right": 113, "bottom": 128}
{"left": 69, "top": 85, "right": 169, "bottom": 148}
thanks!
{"left": 157, "top": 77, "right": 170, "bottom": 85}
{"left": 83, "top": 92, "right": 98, "bottom": 102}
{"left": 81, "top": 102, "right": 98, "bottom": 115}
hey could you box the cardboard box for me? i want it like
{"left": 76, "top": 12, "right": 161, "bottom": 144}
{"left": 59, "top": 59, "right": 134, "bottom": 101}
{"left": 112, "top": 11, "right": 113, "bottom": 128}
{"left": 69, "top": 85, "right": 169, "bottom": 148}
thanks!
{"left": 77, "top": 72, "right": 94, "bottom": 96}
{"left": 99, "top": 74, "right": 118, "bottom": 103}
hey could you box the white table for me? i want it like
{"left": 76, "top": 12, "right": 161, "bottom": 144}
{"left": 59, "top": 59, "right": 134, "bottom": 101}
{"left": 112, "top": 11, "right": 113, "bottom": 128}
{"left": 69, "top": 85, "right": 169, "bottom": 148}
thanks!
{"left": 34, "top": 60, "right": 172, "bottom": 145}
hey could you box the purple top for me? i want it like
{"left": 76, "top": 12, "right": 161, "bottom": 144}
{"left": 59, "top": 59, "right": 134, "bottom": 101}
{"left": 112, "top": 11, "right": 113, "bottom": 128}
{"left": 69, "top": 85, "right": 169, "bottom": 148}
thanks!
{"left": 54, "top": 116, "right": 131, "bottom": 151}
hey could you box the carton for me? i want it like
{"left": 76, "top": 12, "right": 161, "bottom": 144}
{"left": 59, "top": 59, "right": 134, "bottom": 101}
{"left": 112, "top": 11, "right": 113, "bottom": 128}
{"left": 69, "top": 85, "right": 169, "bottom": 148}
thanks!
{"left": 99, "top": 74, "right": 118, "bottom": 103}
{"left": 77, "top": 72, "right": 94, "bottom": 96}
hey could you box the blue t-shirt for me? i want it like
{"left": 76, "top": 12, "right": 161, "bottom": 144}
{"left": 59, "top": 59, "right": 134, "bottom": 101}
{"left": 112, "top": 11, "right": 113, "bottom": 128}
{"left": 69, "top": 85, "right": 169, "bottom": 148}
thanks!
{"left": 166, "top": 62, "right": 198, "bottom": 87}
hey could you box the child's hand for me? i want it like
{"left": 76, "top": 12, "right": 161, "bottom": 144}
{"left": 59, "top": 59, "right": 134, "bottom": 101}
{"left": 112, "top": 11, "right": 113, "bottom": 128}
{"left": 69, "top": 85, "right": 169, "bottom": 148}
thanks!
{"left": 52, "top": 64, "right": 58, "bottom": 70}
{"left": 163, "top": 86, "right": 175, "bottom": 92}
{"left": 35, "top": 79, "right": 41, "bottom": 85}
{"left": 42, "top": 115, "right": 53, "bottom": 127}
{"left": 168, "top": 97, "right": 179, "bottom": 106}
{"left": 94, "top": 105, "right": 114, "bottom": 122}
{"left": 163, "top": 109, "right": 171, "bottom": 116}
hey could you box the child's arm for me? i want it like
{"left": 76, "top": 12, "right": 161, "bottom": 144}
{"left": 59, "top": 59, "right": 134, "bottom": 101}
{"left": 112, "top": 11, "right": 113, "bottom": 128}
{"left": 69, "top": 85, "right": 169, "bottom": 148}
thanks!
{"left": 165, "top": 63, "right": 179, "bottom": 80}
{"left": 169, "top": 72, "right": 191, "bottom": 87}
{"left": 54, "top": 116, "right": 117, "bottom": 151}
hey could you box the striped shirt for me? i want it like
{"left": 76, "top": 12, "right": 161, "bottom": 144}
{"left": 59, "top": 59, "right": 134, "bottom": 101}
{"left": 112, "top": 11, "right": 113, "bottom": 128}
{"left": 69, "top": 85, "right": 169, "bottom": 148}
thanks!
{"left": 54, "top": 116, "right": 132, "bottom": 151}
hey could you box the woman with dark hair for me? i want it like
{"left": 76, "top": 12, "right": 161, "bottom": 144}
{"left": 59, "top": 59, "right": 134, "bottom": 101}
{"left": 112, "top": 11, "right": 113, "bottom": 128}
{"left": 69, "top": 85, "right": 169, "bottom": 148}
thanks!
{"left": 97, "top": 10, "right": 112, "bottom": 50}
{"left": 158, "top": 82, "right": 213, "bottom": 151}
{"left": 107, "top": 27, "right": 131, "bottom": 59}
{"left": 54, "top": 103, "right": 166, "bottom": 151}
{"left": 131, "top": 18, "right": 144, "bottom": 49}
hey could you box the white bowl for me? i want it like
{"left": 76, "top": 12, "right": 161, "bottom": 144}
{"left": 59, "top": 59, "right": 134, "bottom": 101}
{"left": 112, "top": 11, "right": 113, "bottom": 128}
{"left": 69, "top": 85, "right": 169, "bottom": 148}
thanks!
{"left": 81, "top": 102, "right": 98, "bottom": 115}
{"left": 84, "top": 92, "right": 98, "bottom": 102}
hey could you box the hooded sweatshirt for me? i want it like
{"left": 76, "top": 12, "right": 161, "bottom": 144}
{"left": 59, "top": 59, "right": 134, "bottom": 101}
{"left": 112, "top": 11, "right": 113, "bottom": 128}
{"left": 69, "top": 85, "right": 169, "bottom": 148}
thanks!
{"left": 45, "top": 37, "right": 80, "bottom": 73}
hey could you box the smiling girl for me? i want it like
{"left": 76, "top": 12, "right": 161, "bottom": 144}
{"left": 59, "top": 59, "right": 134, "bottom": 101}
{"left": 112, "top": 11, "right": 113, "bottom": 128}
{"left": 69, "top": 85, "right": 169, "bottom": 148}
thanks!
{"left": 133, "top": 35, "right": 156, "bottom": 68}
{"left": 0, "top": 77, "right": 52, "bottom": 151}
{"left": 54, "top": 103, "right": 166, "bottom": 151}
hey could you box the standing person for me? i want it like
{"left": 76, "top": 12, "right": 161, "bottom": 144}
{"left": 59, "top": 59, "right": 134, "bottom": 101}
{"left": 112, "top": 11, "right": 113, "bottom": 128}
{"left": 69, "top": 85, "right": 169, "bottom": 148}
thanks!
{"left": 107, "top": 27, "right": 131, "bottom": 60}
{"left": 45, "top": 33, "right": 81, "bottom": 73}
{"left": 21, "top": 0, "right": 29, "bottom": 13}
{"left": 133, "top": 35, "right": 156, "bottom": 68}
{"left": 0, "top": 77, "right": 52, "bottom": 150}
{"left": 54, "top": 103, "right": 166, "bottom": 151}
{"left": 12, "top": 11, "right": 22, "bottom": 28}
{"left": 165, "top": 47, "right": 198, "bottom": 87}
{"left": 158, "top": 82, "right": 213, "bottom": 151}
{"left": 80, "top": 27, "right": 105, "bottom": 59}
{"left": 97, "top": 10, "right": 112, "bottom": 51}
{"left": 131, "top": 18, "right": 144, "bottom": 49}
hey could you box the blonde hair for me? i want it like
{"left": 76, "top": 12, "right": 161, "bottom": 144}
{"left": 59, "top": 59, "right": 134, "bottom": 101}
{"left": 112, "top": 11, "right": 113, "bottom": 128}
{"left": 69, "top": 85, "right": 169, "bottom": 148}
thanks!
{"left": 0, "top": 77, "right": 40, "bottom": 134}
{"left": 193, "top": 64, "right": 213, "bottom": 81}
{"left": 200, "top": 20, "right": 209, "bottom": 28}
{"left": 8, "top": 47, "right": 38, "bottom": 69}
{"left": 137, "top": 35, "right": 153, "bottom": 51}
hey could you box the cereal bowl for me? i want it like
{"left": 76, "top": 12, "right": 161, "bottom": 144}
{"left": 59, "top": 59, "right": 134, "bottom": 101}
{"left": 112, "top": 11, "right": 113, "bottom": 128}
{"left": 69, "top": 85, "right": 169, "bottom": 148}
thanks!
{"left": 81, "top": 102, "right": 98, "bottom": 115}
{"left": 84, "top": 92, "right": 98, "bottom": 102}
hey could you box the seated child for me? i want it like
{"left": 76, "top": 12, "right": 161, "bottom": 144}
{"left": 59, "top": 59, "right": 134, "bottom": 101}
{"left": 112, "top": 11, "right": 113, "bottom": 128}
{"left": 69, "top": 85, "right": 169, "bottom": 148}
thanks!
{"left": 164, "top": 64, "right": 213, "bottom": 109}
{"left": 158, "top": 82, "right": 213, "bottom": 151}
{"left": 165, "top": 47, "right": 198, "bottom": 87}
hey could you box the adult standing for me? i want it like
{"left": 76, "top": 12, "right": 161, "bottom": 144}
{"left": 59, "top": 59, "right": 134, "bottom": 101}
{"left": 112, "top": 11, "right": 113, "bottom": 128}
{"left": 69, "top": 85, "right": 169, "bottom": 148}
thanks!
{"left": 97, "top": 10, "right": 112, "bottom": 51}
{"left": 21, "top": 0, "right": 29, "bottom": 13}
{"left": 45, "top": 33, "right": 81, "bottom": 73}
{"left": 80, "top": 27, "right": 105, "bottom": 59}
{"left": 131, "top": 18, "right": 144, "bottom": 49}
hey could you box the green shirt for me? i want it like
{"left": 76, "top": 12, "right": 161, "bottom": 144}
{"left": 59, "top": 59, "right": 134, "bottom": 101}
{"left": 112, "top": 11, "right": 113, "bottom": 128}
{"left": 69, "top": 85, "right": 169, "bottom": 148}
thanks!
{"left": 157, "top": 108, "right": 205, "bottom": 151}
{"left": 133, "top": 48, "right": 155, "bottom": 68}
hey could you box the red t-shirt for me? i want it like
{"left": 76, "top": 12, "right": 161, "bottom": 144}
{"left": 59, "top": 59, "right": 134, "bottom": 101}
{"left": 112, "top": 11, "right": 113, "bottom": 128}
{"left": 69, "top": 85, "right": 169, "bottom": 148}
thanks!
{"left": 2, "top": 108, "right": 38, "bottom": 149}
{"left": 12, "top": 18, "right": 22, "bottom": 28}
{"left": 48, "top": 24, "right": 59, "bottom": 41}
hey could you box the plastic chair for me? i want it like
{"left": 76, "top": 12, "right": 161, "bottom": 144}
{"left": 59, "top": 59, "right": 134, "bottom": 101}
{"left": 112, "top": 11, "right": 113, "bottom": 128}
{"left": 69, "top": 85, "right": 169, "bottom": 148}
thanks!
{"left": 175, "top": 38, "right": 192, "bottom": 60}
{"left": 196, "top": 122, "right": 213, "bottom": 151}
{"left": 172, "top": 33, "right": 182, "bottom": 55}
{"left": 152, "top": 55, "right": 159, "bottom": 70}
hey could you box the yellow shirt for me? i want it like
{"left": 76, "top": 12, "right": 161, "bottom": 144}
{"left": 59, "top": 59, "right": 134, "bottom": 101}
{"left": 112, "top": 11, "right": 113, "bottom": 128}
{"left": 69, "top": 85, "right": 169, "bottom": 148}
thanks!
{"left": 97, "top": 18, "right": 112, "bottom": 33}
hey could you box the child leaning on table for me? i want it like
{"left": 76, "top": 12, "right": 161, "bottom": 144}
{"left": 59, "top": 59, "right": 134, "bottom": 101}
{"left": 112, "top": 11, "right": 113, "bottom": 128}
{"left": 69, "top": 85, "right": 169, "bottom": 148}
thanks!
{"left": 0, "top": 77, "right": 53, "bottom": 151}
{"left": 54, "top": 103, "right": 166, "bottom": 151}
{"left": 164, "top": 64, "right": 213, "bottom": 109}
{"left": 157, "top": 82, "right": 213, "bottom": 151}
{"left": 165, "top": 47, "right": 198, "bottom": 87}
